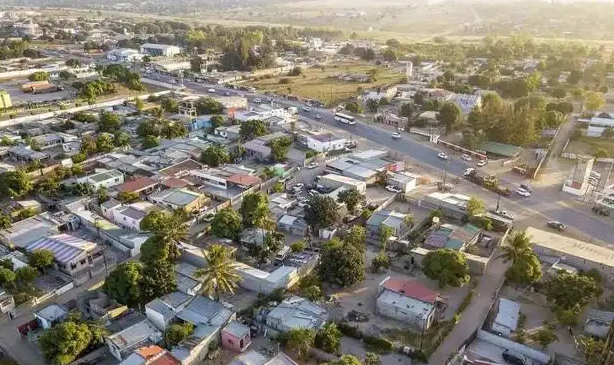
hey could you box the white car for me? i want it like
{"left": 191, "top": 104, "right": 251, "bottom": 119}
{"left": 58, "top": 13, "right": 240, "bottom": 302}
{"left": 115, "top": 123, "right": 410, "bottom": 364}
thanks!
{"left": 298, "top": 201, "right": 309, "bottom": 208}
{"left": 315, "top": 114, "right": 322, "bottom": 120}
{"left": 253, "top": 98, "right": 262, "bottom": 103}
{"left": 477, "top": 159, "right": 487, "bottom": 167}
{"left": 307, "top": 162, "right": 318, "bottom": 169}
{"left": 495, "top": 210, "right": 515, "bottom": 219}
{"left": 438, "top": 152, "right": 448, "bottom": 160}
{"left": 516, "top": 188, "right": 531, "bottom": 197}
{"left": 385, "top": 185, "right": 402, "bottom": 193}
{"left": 302, "top": 106, "right": 311, "bottom": 112}
{"left": 293, "top": 183, "right": 305, "bottom": 190}
{"left": 461, "top": 154, "right": 472, "bottom": 161}
{"left": 202, "top": 213, "right": 215, "bottom": 223}
{"left": 391, "top": 132, "right": 401, "bottom": 139}
{"left": 208, "top": 88, "right": 216, "bottom": 93}
{"left": 463, "top": 168, "right": 475, "bottom": 176}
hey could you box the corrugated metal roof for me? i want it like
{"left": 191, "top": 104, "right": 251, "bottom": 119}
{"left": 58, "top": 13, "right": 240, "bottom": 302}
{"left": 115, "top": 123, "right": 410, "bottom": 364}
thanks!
{"left": 494, "top": 298, "right": 520, "bottom": 331}
{"left": 26, "top": 234, "right": 97, "bottom": 264}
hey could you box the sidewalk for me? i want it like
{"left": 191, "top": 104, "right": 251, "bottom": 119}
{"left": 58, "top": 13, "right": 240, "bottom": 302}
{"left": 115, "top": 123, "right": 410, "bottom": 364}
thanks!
{"left": 427, "top": 254, "right": 509, "bottom": 365}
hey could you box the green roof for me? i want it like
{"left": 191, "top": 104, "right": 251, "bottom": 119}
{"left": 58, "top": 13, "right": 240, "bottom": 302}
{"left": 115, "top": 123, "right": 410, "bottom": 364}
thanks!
{"left": 479, "top": 141, "right": 522, "bottom": 158}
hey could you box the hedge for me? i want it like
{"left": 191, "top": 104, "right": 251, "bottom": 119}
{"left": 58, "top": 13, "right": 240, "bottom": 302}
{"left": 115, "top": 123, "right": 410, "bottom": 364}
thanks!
{"left": 336, "top": 322, "right": 362, "bottom": 339}
{"left": 363, "top": 335, "right": 394, "bottom": 352}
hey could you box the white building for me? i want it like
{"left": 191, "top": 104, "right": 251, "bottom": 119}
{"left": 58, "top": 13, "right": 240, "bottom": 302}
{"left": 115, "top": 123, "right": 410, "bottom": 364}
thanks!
{"left": 101, "top": 200, "right": 158, "bottom": 231}
{"left": 140, "top": 43, "right": 182, "bottom": 58}
{"left": 301, "top": 133, "right": 346, "bottom": 153}
{"left": 145, "top": 291, "right": 193, "bottom": 331}
{"left": 265, "top": 296, "right": 327, "bottom": 334}
{"left": 375, "top": 277, "right": 437, "bottom": 331}
{"left": 233, "top": 106, "right": 292, "bottom": 123}
{"left": 107, "top": 48, "right": 143, "bottom": 63}
{"left": 578, "top": 116, "right": 614, "bottom": 137}
{"left": 78, "top": 169, "right": 125, "bottom": 190}
{"left": 318, "top": 174, "right": 366, "bottom": 193}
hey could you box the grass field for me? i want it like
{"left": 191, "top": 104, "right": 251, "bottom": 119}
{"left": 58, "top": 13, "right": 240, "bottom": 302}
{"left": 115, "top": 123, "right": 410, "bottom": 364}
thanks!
{"left": 244, "top": 61, "right": 404, "bottom": 105}
{"left": 567, "top": 135, "right": 614, "bottom": 158}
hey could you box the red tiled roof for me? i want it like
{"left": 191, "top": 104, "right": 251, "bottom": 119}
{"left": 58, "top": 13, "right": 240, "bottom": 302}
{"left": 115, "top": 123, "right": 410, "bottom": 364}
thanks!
{"left": 118, "top": 177, "right": 158, "bottom": 193}
{"left": 136, "top": 346, "right": 180, "bottom": 365}
{"left": 226, "top": 174, "right": 260, "bottom": 187}
{"left": 383, "top": 278, "right": 439, "bottom": 304}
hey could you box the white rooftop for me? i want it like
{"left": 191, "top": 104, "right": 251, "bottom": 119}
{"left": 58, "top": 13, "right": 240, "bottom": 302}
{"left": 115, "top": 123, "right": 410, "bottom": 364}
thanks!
{"left": 377, "top": 289, "right": 434, "bottom": 320}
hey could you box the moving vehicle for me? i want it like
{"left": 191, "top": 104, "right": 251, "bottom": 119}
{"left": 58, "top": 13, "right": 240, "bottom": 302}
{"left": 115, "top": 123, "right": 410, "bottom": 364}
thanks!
{"left": 385, "top": 185, "right": 402, "bottom": 193}
{"left": 437, "top": 152, "right": 448, "bottom": 160}
{"left": 391, "top": 132, "right": 401, "bottom": 139}
{"left": 516, "top": 188, "right": 531, "bottom": 197}
{"left": 502, "top": 350, "right": 529, "bottom": 365}
{"left": 292, "top": 183, "right": 305, "bottom": 190}
{"left": 224, "top": 92, "right": 230, "bottom": 96}
{"left": 287, "top": 106, "right": 298, "bottom": 115}
{"left": 477, "top": 159, "right": 487, "bottom": 167}
{"left": 345, "top": 141, "right": 357, "bottom": 149}
{"left": 334, "top": 112, "right": 356, "bottom": 125}
{"left": 208, "top": 88, "right": 216, "bottom": 93}
{"left": 302, "top": 106, "right": 311, "bottom": 112}
{"left": 519, "top": 184, "right": 533, "bottom": 193}
{"left": 547, "top": 221, "right": 565, "bottom": 231}
{"left": 315, "top": 114, "right": 322, "bottom": 120}
{"left": 308, "top": 189, "right": 320, "bottom": 197}
{"left": 461, "top": 154, "right": 472, "bottom": 161}
{"left": 464, "top": 168, "right": 475, "bottom": 177}
{"left": 274, "top": 246, "right": 291, "bottom": 263}
{"left": 253, "top": 98, "right": 262, "bottom": 103}
{"left": 307, "top": 162, "right": 318, "bottom": 169}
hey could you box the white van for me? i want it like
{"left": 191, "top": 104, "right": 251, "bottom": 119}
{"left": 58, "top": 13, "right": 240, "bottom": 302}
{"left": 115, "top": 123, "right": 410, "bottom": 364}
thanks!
{"left": 274, "top": 246, "right": 291, "bottom": 263}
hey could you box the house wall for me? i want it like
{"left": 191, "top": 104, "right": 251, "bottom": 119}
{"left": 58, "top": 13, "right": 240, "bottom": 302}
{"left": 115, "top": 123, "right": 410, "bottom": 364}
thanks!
{"left": 319, "top": 175, "right": 367, "bottom": 193}
{"left": 375, "top": 296, "right": 434, "bottom": 331}
{"left": 532, "top": 246, "right": 614, "bottom": 281}
{"left": 179, "top": 329, "right": 219, "bottom": 365}
{"left": 476, "top": 330, "right": 550, "bottom": 364}
{"left": 112, "top": 210, "right": 142, "bottom": 231}
{"left": 306, "top": 137, "right": 346, "bottom": 153}
{"left": 237, "top": 266, "right": 300, "bottom": 295}
{"left": 145, "top": 307, "right": 169, "bottom": 332}
{"left": 221, "top": 330, "right": 250, "bottom": 352}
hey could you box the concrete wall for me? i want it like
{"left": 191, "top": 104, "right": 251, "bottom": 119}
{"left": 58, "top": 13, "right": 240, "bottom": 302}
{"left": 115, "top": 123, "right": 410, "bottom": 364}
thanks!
{"left": 476, "top": 330, "right": 550, "bottom": 364}
{"left": 375, "top": 297, "right": 433, "bottom": 330}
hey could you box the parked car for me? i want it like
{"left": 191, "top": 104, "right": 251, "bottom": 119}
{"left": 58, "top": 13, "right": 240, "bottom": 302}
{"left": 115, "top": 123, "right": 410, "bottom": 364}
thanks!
{"left": 307, "top": 162, "right": 318, "bottom": 169}
{"left": 253, "top": 98, "right": 262, "bottom": 103}
{"left": 547, "top": 221, "right": 565, "bottom": 231}
{"left": 502, "top": 350, "right": 529, "bottom": 365}
{"left": 461, "top": 154, "right": 472, "bottom": 161}
{"left": 315, "top": 114, "right": 322, "bottom": 120}
{"left": 224, "top": 92, "right": 230, "bottom": 96}
{"left": 308, "top": 189, "right": 320, "bottom": 197}
{"left": 592, "top": 206, "right": 610, "bottom": 216}
{"left": 477, "top": 159, "right": 487, "bottom": 167}
{"left": 208, "top": 88, "right": 216, "bottom": 93}
{"left": 516, "top": 188, "right": 531, "bottom": 197}
{"left": 302, "top": 106, "right": 311, "bottom": 112}
{"left": 293, "top": 183, "right": 305, "bottom": 190}
{"left": 298, "top": 201, "right": 309, "bottom": 208}
{"left": 391, "top": 132, "right": 401, "bottom": 139}
{"left": 437, "top": 152, "right": 448, "bottom": 160}
{"left": 385, "top": 185, "right": 402, "bottom": 193}
{"left": 202, "top": 213, "right": 215, "bottom": 223}
{"left": 463, "top": 168, "right": 475, "bottom": 176}
{"left": 494, "top": 210, "right": 515, "bottom": 219}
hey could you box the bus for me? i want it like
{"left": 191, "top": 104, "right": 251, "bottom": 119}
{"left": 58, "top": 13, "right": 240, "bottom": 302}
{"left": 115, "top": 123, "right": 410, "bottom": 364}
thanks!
{"left": 334, "top": 112, "right": 356, "bottom": 125}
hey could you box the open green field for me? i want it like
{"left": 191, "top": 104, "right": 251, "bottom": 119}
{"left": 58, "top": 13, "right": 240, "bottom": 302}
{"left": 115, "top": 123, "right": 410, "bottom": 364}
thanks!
{"left": 567, "top": 135, "right": 614, "bottom": 158}
{"left": 244, "top": 61, "right": 404, "bottom": 106}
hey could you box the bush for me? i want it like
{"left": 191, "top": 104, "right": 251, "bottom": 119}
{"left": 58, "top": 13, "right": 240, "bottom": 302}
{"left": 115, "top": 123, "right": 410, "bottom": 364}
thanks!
{"left": 456, "top": 290, "right": 474, "bottom": 314}
{"left": 279, "top": 78, "right": 292, "bottom": 84}
{"left": 336, "top": 322, "right": 362, "bottom": 339}
{"left": 362, "top": 335, "right": 394, "bottom": 352}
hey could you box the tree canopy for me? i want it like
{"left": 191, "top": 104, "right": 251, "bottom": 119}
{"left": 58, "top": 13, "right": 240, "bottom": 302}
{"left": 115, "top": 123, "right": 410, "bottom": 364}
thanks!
{"left": 319, "top": 237, "right": 366, "bottom": 287}
{"left": 210, "top": 207, "right": 243, "bottom": 240}
{"left": 194, "top": 244, "right": 240, "bottom": 300}
{"left": 337, "top": 187, "right": 365, "bottom": 213}
{"left": 239, "top": 120, "right": 267, "bottom": 141}
{"left": 200, "top": 145, "right": 230, "bottom": 167}
{"left": 305, "top": 195, "right": 340, "bottom": 229}
{"left": 437, "top": 102, "right": 463, "bottom": 134}
{"left": 104, "top": 261, "right": 143, "bottom": 307}
{"left": 422, "top": 249, "right": 470, "bottom": 288}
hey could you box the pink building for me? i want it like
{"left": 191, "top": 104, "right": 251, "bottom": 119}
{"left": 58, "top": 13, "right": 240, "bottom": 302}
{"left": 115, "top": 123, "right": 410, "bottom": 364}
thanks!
{"left": 221, "top": 321, "right": 251, "bottom": 352}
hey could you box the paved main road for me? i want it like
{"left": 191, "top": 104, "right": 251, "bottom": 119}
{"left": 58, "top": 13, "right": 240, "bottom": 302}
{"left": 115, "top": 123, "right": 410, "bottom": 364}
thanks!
{"left": 182, "top": 80, "right": 614, "bottom": 244}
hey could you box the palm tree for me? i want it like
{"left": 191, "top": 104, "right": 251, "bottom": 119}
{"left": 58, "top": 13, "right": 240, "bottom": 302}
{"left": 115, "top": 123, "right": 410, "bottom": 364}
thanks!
{"left": 194, "top": 244, "right": 240, "bottom": 300}
{"left": 499, "top": 230, "right": 532, "bottom": 263}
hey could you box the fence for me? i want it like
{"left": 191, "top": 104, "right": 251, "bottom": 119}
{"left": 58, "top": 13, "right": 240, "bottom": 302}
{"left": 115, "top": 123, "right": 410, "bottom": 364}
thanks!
{"left": 530, "top": 123, "right": 563, "bottom": 180}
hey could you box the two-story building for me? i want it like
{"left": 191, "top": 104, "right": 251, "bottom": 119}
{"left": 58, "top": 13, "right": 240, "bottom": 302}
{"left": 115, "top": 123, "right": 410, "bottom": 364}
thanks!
{"left": 148, "top": 188, "right": 208, "bottom": 213}
{"left": 78, "top": 169, "right": 125, "bottom": 190}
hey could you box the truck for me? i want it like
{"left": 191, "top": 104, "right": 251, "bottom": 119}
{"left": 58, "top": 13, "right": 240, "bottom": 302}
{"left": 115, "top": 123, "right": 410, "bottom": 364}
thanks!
{"left": 287, "top": 106, "right": 298, "bottom": 115}
{"left": 465, "top": 169, "right": 510, "bottom": 197}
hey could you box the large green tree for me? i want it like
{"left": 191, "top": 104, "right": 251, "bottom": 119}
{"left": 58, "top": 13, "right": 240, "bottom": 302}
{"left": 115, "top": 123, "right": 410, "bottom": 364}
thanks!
{"left": 269, "top": 137, "right": 292, "bottom": 161}
{"left": 200, "top": 145, "right": 230, "bottom": 167}
{"left": 319, "top": 238, "right": 366, "bottom": 287}
{"left": 337, "top": 187, "right": 365, "bottom": 213}
{"left": 240, "top": 193, "right": 270, "bottom": 228}
{"left": 164, "top": 322, "right": 194, "bottom": 348}
{"left": 500, "top": 231, "right": 542, "bottom": 285}
{"left": 315, "top": 322, "right": 341, "bottom": 353}
{"left": 0, "top": 169, "right": 33, "bottom": 198}
{"left": 437, "top": 102, "right": 463, "bottom": 134}
{"left": 210, "top": 207, "right": 243, "bottom": 240}
{"left": 584, "top": 91, "right": 605, "bottom": 112}
{"left": 422, "top": 249, "right": 470, "bottom": 288}
{"left": 194, "top": 244, "right": 240, "bottom": 300}
{"left": 305, "top": 195, "right": 340, "bottom": 229}
{"left": 286, "top": 328, "right": 316, "bottom": 360}
{"left": 544, "top": 272, "right": 600, "bottom": 312}
{"left": 466, "top": 196, "right": 485, "bottom": 217}
{"left": 97, "top": 111, "right": 122, "bottom": 133}
{"left": 29, "top": 249, "right": 55, "bottom": 273}
{"left": 39, "top": 321, "right": 93, "bottom": 365}
{"left": 239, "top": 119, "right": 267, "bottom": 141}
{"left": 104, "top": 261, "right": 143, "bottom": 307}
